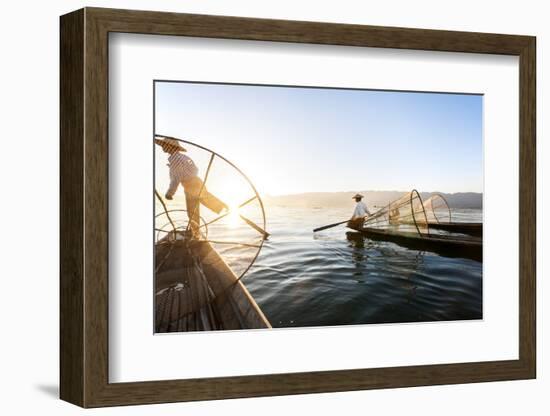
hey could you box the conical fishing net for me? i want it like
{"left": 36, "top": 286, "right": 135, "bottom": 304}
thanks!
{"left": 363, "top": 190, "right": 430, "bottom": 235}
{"left": 423, "top": 194, "right": 452, "bottom": 224}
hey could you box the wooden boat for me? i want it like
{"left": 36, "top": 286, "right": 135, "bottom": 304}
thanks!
{"left": 427, "top": 221, "right": 482, "bottom": 237}
{"left": 423, "top": 194, "right": 482, "bottom": 237}
{"left": 352, "top": 190, "right": 482, "bottom": 261}
{"left": 155, "top": 233, "right": 271, "bottom": 332}
{"left": 347, "top": 227, "right": 482, "bottom": 262}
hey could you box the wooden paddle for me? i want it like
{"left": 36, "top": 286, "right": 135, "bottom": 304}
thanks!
{"left": 313, "top": 219, "right": 349, "bottom": 232}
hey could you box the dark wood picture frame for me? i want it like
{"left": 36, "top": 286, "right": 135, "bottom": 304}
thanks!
{"left": 60, "top": 7, "right": 536, "bottom": 408}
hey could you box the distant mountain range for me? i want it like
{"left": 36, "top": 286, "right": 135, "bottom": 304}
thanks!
{"left": 264, "top": 191, "right": 482, "bottom": 209}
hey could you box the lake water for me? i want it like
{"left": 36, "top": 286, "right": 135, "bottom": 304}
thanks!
{"left": 239, "top": 206, "right": 483, "bottom": 328}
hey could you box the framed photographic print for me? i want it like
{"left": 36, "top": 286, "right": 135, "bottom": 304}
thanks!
{"left": 60, "top": 7, "right": 536, "bottom": 407}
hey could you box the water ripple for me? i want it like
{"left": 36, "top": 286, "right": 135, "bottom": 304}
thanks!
{"left": 240, "top": 207, "right": 482, "bottom": 327}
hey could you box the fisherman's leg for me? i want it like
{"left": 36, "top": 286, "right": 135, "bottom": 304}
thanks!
{"left": 192, "top": 178, "right": 227, "bottom": 214}
{"left": 347, "top": 218, "right": 364, "bottom": 230}
{"left": 184, "top": 189, "right": 201, "bottom": 236}
{"left": 200, "top": 190, "right": 227, "bottom": 214}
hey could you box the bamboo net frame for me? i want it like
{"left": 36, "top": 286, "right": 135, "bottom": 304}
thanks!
{"left": 364, "top": 189, "right": 430, "bottom": 235}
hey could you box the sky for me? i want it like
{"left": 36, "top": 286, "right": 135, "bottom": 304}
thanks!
{"left": 155, "top": 81, "right": 483, "bottom": 197}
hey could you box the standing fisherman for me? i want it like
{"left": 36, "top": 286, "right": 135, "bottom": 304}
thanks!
{"left": 155, "top": 137, "right": 227, "bottom": 238}
{"left": 347, "top": 193, "right": 371, "bottom": 230}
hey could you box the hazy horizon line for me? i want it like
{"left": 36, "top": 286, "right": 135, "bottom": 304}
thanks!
{"left": 265, "top": 189, "right": 484, "bottom": 198}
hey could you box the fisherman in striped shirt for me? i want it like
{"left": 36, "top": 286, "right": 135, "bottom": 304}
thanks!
{"left": 155, "top": 137, "right": 227, "bottom": 238}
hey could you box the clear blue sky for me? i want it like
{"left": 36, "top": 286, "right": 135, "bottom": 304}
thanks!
{"left": 155, "top": 81, "right": 483, "bottom": 196}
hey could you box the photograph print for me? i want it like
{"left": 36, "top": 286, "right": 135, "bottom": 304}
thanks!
{"left": 154, "top": 81, "right": 483, "bottom": 333}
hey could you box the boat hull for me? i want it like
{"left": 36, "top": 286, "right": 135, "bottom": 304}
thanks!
{"left": 428, "top": 222, "right": 482, "bottom": 237}
{"left": 347, "top": 227, "right": 482, "bottom": 262}
{"left": 155, "top": 239, "right": 271, "bottom": 332}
